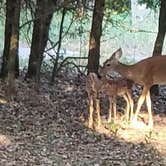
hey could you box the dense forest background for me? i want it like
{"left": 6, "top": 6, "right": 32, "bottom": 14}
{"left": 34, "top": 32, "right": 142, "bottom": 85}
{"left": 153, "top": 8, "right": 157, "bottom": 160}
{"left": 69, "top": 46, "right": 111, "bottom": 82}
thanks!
{"left": 0, "top": 0, "right": 164, "bottom": 81}
{"left": 0, "top": 0, "right": 161, "bottom": 66}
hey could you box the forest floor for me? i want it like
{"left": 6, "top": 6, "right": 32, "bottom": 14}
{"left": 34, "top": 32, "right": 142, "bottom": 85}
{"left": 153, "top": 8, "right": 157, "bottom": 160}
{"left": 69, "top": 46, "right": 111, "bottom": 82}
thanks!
{"left": 0, "top": 72, "right": 166, "bottom": 166}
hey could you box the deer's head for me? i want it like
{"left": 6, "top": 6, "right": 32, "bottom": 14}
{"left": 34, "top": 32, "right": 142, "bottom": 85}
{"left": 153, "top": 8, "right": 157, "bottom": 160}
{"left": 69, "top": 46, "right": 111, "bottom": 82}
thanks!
{"left": 101, "top": 48, "right": 122, "bottom": 76}
{"left": 103, "top": 48, "right": 122, "bottom": 69}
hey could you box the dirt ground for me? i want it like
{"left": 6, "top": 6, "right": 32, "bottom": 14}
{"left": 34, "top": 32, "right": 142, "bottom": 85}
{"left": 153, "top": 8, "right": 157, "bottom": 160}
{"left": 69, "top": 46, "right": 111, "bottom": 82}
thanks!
{"left": 0, "top": 73, "right": 166, "bottom": 166}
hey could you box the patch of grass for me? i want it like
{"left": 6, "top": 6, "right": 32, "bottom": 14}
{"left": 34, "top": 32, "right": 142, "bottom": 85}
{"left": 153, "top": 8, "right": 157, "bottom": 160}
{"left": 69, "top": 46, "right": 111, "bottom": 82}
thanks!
{"left": 106, "top": 121, "right": 120, "bottom": 135}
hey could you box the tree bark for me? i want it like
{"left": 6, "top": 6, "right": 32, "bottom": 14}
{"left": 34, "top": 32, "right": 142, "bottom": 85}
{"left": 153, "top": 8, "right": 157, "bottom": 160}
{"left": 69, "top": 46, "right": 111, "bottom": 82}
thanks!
{"left": 6, "top": 0, "right": 21, "bottom": 99}
{"left": 1, "top": 0, "right": 20, "bottom": 79}
{"left": 152, "top": 0, "right": 166, "bottom": 56}
{"left": 87, "top": 0, "right": 105, "bottom": 74}
{"left": 26, "top": 0, "right": 55, "bottom": 82}
{"left": 151, "top": 0, "right": 166, "bottom": 96}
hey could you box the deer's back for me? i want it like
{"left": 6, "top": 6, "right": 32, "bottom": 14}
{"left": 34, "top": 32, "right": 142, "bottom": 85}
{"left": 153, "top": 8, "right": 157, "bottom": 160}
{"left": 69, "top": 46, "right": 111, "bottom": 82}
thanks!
{"left": 86, "top": 73, "right": 102, "bottom": 94}
{"left": 131, "top": 56, "right": 166, "bottom": 85}
{"left": 103, "top": 78, "right": 133, "bottom": 96}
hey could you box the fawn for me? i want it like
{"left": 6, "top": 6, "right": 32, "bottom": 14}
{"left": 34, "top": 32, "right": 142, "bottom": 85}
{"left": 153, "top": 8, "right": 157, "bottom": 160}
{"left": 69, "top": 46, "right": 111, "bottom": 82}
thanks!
{"left": 86, "top": 72, "right": 102, "bottom": 129}
{"left": 100, "top": 75, "right": 134, "bottom": 123}
{"left": 86, "top": 72, "right": 134, "bottom": 129}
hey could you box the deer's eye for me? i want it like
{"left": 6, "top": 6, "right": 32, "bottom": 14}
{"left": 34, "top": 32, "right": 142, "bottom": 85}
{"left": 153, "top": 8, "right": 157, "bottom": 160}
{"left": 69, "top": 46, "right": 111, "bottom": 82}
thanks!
{"left": 106, "top": 63, "right": 111, "bottom": 67}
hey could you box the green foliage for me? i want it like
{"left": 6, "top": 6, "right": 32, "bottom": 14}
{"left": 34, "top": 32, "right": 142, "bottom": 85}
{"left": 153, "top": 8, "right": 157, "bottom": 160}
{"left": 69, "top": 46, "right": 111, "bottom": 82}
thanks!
{"left": 106, "top": 121, "right": 119, "bottom": 135}
{"left": 138, "top": 0, "right": 160, "bottom": 10}
{"left": 105, "top": 0, "right": 131, "bottom": 13}
{"left": 49, "top": 8, "right": 91, "bottom": 53}
{"left": 103, "top": 0, "right": 131, "bottom": 47}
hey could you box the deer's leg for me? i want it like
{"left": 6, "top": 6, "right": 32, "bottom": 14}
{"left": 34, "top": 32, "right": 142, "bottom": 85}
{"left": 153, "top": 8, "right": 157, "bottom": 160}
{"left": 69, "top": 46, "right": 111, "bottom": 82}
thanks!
{"left": 108, "top": 97, "right": 113, "bottom": 123}
{"left": 123, "top": 94, "right": 130, "bottom": 122}
{"left": 96, "top": 98, "right": 102, "bottom": 127}
{"left": 126, "top": 91, "right": 134, "bottom": 122}
{"left": 112, "top": 95, "right": 117, "bottom": 122}
{"left": 88, "top": 95, "right": 94, "bottom": 129}
{"left": 146, "top": 90, "right": 153, "bottom": 128}
{"left": 133, "top": 86, "right": 148, "bottom": 122}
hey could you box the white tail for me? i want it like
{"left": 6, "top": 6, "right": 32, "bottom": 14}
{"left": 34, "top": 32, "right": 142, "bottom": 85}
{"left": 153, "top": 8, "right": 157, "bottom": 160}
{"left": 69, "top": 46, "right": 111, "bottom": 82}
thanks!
{"left": 102, "top": 48, "right": 166, "bottom": 128}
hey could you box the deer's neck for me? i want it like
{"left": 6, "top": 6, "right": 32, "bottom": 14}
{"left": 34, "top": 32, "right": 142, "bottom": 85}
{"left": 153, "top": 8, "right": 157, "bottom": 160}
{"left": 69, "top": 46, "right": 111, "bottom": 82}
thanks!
{"left": 115, "top": 63, "right": 136, "bottom": 80}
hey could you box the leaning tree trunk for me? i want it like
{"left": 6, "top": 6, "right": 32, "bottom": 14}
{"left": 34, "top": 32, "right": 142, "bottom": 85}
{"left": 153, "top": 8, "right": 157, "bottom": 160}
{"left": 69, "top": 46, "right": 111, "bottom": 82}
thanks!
{"left": 51, "top": 8, "right": 66, "bottom": 83}
{"left": 26, "top": 0, "right": 55, "bottom": 82}
{"left": 87, "top": 0, "right": 105, "bottom": 74}
{"left": 1, "top": 0, "right": 20, "bottom": 79}
{"left": 151, "top": 0, "right": 166, "bottom": 96}
{"left": 6, "top": 0, "right": 21, "bottom": 99}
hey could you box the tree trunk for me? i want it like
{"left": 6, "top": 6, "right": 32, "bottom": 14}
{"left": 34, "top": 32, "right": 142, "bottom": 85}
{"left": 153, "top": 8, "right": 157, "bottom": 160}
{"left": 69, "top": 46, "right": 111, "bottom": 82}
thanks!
{"left": 51, "top": 8, "right": 66, "bottom": 83}
{"left": 151, "top": 0, "right": 166, "bottom": 96}
{"left": 1, "top": 0, "right": 20, "bottom": 79}
{"left": 152, "top": 0, "right": 166, "bottom": 56}
{"left": 87, "top": 0, "right": 105, "bottom": 74}
{"left": 26, "top": 0, "right": 55, "bottom": 82}
{"left": 6, "top": 0, "right": 21, "bottom": 99}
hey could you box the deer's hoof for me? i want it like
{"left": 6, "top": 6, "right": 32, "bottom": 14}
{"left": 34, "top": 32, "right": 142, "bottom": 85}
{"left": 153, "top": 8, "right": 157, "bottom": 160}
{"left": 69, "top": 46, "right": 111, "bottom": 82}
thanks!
{"left": 88, "top": 122, "right": 93, "bottom": 129}
{"left": 147, "top": 121, "right": 153, "bottom": 130}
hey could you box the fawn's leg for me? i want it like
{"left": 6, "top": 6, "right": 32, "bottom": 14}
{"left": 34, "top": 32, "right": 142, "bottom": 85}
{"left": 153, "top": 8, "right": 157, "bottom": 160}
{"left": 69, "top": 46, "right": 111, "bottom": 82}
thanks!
{"left": 88, "top": 95, "right": 94, "bottom": 129}
{"left": 108, "top": 97, "right": 113, "bottom": 123}
{"left": 112, "top": 95, "right": 117, "bottom": 122}
{"left": 146, "top": 90, "right": 153, "bottom": 128}
{"left": 96, "top": 98, "right": 102, "bottom": 127}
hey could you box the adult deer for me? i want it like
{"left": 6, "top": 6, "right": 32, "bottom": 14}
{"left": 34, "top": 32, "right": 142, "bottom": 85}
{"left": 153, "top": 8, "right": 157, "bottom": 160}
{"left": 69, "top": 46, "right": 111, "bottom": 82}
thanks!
{"left": 101, "top": 48, "right": 166, "bottom": 128}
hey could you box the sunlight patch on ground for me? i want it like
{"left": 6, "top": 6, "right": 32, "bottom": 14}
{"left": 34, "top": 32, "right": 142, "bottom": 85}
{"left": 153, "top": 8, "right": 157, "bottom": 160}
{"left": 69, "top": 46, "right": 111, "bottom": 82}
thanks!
{"left": 130, "top": 120, "right": 147, "bottom": 129}
{"left": 0, "top": 98, "right": 8, "bottom": 104}
{"left": 83, "top": 113, "right": 166, "bottom": 158}
{"left": 118, "top": 127, "right": 149, "bottom": 143}
{"left": 0, "top": 134, "right": 11, "bottom": 146}
{"left": 119, "top": 121, "right": 166, "bottom": 157}
{"left": 151, "top": 125, "right": 166, "bottom": 157}
{"left": 95, "top": 125, "right": 111, "bottom": 135}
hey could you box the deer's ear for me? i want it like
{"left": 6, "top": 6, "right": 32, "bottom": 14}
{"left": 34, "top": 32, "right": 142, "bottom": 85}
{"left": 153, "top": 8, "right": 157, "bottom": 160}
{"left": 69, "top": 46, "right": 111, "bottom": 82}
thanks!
{"left": 112, "top": 48, "right": 122, "bottom": 60}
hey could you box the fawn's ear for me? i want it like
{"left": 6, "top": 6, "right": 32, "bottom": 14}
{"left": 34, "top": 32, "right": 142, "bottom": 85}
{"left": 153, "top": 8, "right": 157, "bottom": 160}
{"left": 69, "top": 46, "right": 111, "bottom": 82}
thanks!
{"left": 111, "top": 48, "right": 122, "bottom": 60}
{"left": 98, "top": 65, "right": 103, "bottom": 74}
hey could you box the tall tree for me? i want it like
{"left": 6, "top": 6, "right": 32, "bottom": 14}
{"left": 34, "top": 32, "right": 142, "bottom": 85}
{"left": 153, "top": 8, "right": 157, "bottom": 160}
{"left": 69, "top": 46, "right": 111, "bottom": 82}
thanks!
{"left": 7, "top": 0, "right": 21, "bottom": 97}
{"left": 152, "top": 0, "right": 166, "bottom": 56}
{"left": 1, "top": 0, "right": 20, "bottom": 79}
{"left": 26, "top": 0, "right": 55, "bottom": 82}
{"left": 151, "top": 0, "right": 166, "bottom": 95}
{"left": 87, "top": 0, "right": 105, "bottom": 74}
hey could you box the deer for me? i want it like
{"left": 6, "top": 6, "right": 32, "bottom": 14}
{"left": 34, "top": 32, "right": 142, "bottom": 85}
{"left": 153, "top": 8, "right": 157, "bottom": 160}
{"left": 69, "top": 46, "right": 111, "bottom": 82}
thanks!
{"left": 86, "top": 72, "right": 134, "bottom": 129}
{"left": 99, "top": 75, "right": 134, "bottom": 123}
{"left": 101, "top": 48, "right": 166, "bottom": 128}
{"left": 86, "top": 72, "right": 102, "bottom": 129}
